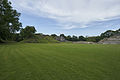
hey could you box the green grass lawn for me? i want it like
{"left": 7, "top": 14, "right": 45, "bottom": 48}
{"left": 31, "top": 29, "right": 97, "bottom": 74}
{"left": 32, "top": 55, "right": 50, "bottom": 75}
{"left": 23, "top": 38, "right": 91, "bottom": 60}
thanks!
{"left": 0, "top": 43, "right": 120, "bottom": 80}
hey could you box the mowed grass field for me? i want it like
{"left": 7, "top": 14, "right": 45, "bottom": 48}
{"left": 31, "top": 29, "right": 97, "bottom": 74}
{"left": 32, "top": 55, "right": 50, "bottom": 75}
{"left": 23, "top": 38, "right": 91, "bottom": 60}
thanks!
{"left": 0, "top": 43, "right": 120, "bottom": 80}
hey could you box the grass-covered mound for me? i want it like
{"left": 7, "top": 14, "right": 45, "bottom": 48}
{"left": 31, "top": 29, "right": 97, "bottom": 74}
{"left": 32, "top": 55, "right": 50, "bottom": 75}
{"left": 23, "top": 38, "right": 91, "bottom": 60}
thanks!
{"left": 21, "top": 34, "right": 59, "bottom": 43}
{"left": 0, "top": 43, "right": 120, "bottom": 80}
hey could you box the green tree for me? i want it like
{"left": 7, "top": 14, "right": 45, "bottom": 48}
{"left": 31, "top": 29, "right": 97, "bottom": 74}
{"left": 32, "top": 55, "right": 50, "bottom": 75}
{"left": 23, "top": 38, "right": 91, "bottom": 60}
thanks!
{"left": 0, "top": 0, "right": 22, "bottom": 42}
{"left": 79, "top": 36, "right": 86, "bottom": 41}
{"left": 100, "top": 30, "right": 115, "bottom": 38}
{"left": 72, "top": 35, "right": 78, "bottom": 41}
{"left": 60, "top": 34, "right": 66, "bottom": 38}
{"left": 115, "top": 28, "right": 120, "bottom": 35}
{"left": 66, "top": 35, "right": 72, "bottom": 41}
{"left": 20, "top": 26, "right": 36, "bottom": 39}
{"left": 51, "top": 34, "right": 57, "bottom": 38}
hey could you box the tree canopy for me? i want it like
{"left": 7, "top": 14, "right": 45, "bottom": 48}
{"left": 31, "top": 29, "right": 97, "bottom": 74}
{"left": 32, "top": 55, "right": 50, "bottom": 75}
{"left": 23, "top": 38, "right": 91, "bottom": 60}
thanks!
{"left": 20, "top": 26, "right": 36, "bottom": 39}
{"left": 0, "top": 0, "right": 22, "bottom": 41}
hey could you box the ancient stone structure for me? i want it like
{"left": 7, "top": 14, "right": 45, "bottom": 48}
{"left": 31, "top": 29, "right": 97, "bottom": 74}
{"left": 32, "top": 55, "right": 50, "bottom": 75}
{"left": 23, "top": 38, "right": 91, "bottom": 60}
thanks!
{"left": 56, "top": 36, "right": 66, "bottom": 42}
{"left": 99, "top": 35, "right": 120, "bottom": 44}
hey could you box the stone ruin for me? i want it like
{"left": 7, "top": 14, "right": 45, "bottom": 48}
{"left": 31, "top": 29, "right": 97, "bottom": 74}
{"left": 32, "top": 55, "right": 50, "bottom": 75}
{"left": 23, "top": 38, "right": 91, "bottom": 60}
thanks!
{"left": 55, "top": 36, "right": 66, "bottom": 42}
{"left": 99, "top": 34, "right": 120, "bottom": 44}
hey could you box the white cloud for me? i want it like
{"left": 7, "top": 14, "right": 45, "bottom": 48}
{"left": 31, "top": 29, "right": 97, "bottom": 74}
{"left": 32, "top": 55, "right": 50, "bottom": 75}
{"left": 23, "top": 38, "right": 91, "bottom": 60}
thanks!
{"left": 58, "top": 23, "right": 88, "bottom": 30}
{"left": 10, "top": 0, "right": 120, "bottom": 29}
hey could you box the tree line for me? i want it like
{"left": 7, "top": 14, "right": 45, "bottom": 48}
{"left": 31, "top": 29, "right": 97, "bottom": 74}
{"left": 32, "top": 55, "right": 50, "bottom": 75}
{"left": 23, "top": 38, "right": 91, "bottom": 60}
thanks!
{"left": 51, "top": 28, "right": 120, "bottom": 42}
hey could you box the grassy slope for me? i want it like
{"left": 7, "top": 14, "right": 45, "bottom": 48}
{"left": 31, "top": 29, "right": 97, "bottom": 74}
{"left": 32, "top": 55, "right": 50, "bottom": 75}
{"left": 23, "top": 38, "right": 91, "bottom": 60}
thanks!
{"left": 0, "top": 43, "right": 120, "bottom": 80}
{"left": 21, "top": 35, "right": 59, "bottom": 43}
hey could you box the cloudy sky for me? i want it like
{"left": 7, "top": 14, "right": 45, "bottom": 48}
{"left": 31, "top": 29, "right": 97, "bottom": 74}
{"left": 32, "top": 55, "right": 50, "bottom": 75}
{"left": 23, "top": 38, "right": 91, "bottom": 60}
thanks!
{"left": 9, "top": 0, "right": 120, "bottom": 36}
